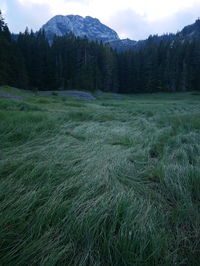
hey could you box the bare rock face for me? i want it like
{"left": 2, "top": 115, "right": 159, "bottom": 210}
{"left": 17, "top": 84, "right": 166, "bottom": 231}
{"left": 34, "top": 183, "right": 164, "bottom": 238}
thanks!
{"left": 41, "top": 15, "right": 120, "bottom": 43}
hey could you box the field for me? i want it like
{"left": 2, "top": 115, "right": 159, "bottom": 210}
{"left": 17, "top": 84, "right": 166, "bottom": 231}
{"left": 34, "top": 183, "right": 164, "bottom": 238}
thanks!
{"left": 0, "top": 87, "right": 200, "bottom": 265}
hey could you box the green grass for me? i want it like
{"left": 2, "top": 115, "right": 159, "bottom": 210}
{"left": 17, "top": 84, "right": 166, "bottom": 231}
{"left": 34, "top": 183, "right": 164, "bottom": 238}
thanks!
{"left": 0, "top": 89, "right": 200, "bottom": 265}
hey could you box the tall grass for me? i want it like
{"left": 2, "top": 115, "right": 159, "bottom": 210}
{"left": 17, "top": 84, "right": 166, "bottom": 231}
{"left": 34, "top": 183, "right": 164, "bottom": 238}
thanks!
{"left": 0, "top": 91, "right": 200, "bottom": 265}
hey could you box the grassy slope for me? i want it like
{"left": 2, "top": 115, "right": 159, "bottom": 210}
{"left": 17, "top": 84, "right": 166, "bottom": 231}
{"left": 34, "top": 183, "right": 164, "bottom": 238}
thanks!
{"left": 0, "top": 89, "right": 200, "bottom": 265}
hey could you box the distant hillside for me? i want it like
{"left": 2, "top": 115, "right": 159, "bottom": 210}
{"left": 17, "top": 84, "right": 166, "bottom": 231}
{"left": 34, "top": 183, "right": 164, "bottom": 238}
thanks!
{"left": 179, "top": 18, "right": 200, "bottom": 39}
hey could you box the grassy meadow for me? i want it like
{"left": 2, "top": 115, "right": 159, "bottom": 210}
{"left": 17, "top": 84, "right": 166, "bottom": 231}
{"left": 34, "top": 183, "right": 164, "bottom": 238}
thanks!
{"left": 0, "top": 87, "right": 200, "bottom": 265}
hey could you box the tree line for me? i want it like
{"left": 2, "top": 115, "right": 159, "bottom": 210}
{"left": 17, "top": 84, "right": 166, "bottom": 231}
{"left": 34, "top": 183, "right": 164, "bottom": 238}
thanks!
{"left": 1, "top": 11, "right": 200, "bottom": 93}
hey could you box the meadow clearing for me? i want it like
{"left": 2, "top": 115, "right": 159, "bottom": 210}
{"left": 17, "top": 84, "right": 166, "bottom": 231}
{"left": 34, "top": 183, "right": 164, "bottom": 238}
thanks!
{"left": 0, "top": 87, "right": 200, "bottom": 265}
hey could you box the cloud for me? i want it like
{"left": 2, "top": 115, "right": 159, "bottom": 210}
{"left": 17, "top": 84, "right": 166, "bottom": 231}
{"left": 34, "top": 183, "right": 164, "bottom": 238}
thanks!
{"left": 2, "top": 0, "right": 52, "bottom": 33}
{"left": 107, "top": 10, "right": 150, "bottom": 40}
{"left": 108, "top": 2, "right": 200, "bottom": 40}
{"left": 1, "top": 0, "right": 200, "bottom": 39}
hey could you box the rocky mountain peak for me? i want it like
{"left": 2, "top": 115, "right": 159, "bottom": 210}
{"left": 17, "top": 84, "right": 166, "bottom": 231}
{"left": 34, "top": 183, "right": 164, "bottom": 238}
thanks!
{"left": 41, "top": 15, "right": 120, "bottom": 43}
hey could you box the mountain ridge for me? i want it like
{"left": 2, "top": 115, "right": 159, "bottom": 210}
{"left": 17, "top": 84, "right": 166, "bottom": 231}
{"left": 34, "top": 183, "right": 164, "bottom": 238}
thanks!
{"left": 41, "top": 15, "right": 200, "bottom": 51}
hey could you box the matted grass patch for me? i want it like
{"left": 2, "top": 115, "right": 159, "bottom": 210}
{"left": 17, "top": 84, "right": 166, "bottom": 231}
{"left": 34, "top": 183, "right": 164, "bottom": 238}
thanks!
{"left": 0, "top": 91, "right": 200, "bottom": 265}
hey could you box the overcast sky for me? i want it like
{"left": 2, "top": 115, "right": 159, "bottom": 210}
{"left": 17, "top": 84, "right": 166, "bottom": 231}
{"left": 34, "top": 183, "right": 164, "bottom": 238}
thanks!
{"left": 1, "top": 0, "right": 200, "bottom": 40}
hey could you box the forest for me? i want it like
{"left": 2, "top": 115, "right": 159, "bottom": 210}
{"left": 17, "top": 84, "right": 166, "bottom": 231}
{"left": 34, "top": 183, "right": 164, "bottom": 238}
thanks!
{"left": 1, "top": 10, "right": 200, "bottom": 93}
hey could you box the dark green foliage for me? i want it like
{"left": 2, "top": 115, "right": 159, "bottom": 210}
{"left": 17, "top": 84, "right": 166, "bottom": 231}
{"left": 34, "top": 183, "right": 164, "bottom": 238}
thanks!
{"left": 0, "top": 11, "right": 28, "bottom": 88}
{"left": 117, "top": 36, "right": 200, "bottom": 93}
